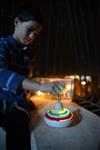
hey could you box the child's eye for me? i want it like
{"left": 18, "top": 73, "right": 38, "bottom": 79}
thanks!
{"left": 27, "top": 28, "right": 34, "bottom": 32}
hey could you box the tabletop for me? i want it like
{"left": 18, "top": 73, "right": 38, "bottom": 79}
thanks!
{"left": 30, "top": 97, "right": 100, "bottom": 150}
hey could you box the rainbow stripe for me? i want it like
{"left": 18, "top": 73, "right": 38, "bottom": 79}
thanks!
{"left": 45, "top": 112, "right": 74, "bottom": 121}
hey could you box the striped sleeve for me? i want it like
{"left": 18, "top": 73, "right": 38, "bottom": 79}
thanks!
{"left": 0, "top": 38, "right": 26, "bottom": 93}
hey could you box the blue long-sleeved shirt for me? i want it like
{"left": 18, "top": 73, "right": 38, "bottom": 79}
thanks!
{"left": 0, "top": 36, "right": 32, "bottom": 101}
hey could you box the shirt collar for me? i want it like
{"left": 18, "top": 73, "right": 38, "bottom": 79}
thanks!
{"left": 7, "top": 35, "right": 27, "bottom": 50}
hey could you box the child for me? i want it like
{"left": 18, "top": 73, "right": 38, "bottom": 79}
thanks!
{"left": 0, "top": 5, "right": 64, "bottom": 150}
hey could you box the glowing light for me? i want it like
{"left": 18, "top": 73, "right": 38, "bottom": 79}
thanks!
{"left": 45, "top": 112, "right": 73, "bottom": 121}
{"left": 36, "top": 91, "right": 44, "bottom": 96}
{"left": 66, "top": 84, "right": 71, "bottom": 91}
{"left": 59, "top": 112, "right": 74, "bottom": 122}
{"left": 74, "top": 75, "right": 80, "bottom": 79}
{"left": 48, "top": 108, "right": 70, "bottom": 116}
{"left": 86, "top": 76, "right": 92, "bottom": 81}
{"left": 45, "top": 112, "right": 74, "bottom": 121}
{"left": 81, "top": 81, "right": 86, "bottom": 85}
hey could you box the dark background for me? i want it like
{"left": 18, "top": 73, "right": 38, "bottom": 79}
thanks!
{"left": 0, "top": 0, "right": 100, "bottom": 76}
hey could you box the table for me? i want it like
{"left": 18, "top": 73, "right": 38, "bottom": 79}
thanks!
{"left": 30, "top": 98, "right": 100, "bottom": 150}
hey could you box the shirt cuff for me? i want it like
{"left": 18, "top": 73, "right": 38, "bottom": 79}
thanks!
{"left": 0, "top": 68, "right": 26, "bottom": 93}
{"left": 8, "top": 74, "right": 26, "bottom": 93}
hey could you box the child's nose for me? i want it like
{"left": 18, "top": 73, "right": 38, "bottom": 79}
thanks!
{"left": 29, "top": 32, "right": 34, "bottom": 39}
{"left": 29, "top": 32, "right": 38, "bottom": 39}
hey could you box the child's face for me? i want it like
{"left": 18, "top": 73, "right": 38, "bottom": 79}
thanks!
{"left": 13, "top": 18, "right": 43, "bottom": 45}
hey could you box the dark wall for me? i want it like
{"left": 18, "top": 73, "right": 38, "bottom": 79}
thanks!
{"left": 0, "top": 0, "right": 99, "bottom": 76}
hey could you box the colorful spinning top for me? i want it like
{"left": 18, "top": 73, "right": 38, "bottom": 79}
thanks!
{"left": 44, "top": 98, "right": 74, "bottom": 128}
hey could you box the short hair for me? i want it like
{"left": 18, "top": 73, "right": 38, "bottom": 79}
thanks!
{"left": 15, "top": 5, "right": 44, "bottom": 25}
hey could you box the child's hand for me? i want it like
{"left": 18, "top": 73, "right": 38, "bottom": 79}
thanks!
{"left": 51, "top": 81, "right": 65, "bottom": 95}
{"left": 41, "top": 81, "right": 65, "bottom": 95}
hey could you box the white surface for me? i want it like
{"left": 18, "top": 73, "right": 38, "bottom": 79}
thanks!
{"left": 1, "top": 102, "right": 100, "bottom": 150}
{"left": 31, "top": 102, "right": 100, "bottom": 150}
{"left": 31, "top": 130, "right": 38, "bottom": 150}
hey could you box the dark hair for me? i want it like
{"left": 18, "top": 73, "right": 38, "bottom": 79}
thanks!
{"left": 15, "top": 5, "right": 44, "bottom": 25}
